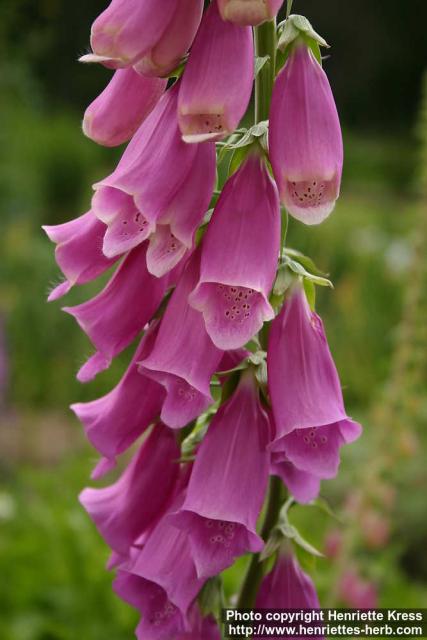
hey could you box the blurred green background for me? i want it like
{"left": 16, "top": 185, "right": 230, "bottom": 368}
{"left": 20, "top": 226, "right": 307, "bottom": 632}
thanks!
{"left": 0, "top": 1, "right": 426, "bottom": 638}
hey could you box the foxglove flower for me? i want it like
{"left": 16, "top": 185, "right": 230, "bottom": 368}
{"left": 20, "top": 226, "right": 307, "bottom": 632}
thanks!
{"left": 269, "top": 44, "right": 343, "bottom": 224}
{"left": 129, "top": 494, "right": 206, "bottom": 615}
{"left": 43, "top": 210, "right": 118, "bottom": 301}
{"left": 88, "top": 0, "right": 203, "bottom": 74}
{"left": 256, "top": 552, "right": 321, "bottom": 611}
{"left": 113, "top": 571, "right": 186, "bottom": 639}
{"left": 83, "top": 68, "right": 166, "bottom": 147}
{"left": 178, "top": 0, "right": 254, "bottom": 142}
{"left": 114, "top": 571, "right": 220, "bottom": 640}
{"left": 133, "top": 0, "right": 204, "bottom": 78}
{"left": 268, "top": 285, "right": 361, "bottom": 450}
{"left": 340, "top": 569, "right": 378, "bottom": 609}
{"left": 92, "top": 84, "right": 216, "bottom": 276}
{"left": 139, "top": 252, "right": 223, "bottom": 429}
{"left": 217, "top": 0, "right": 283, "bottom": 26}
{"left": 64, "top": 242, "right": 167, "bottom": 381}
{"left": 271, "top": 456, "right": 321, "bottom": 504}
{"left": 190, "top": 154, "right": 280, "bottom": 349}
{"left": 79, "top": 424, "right": 179, "bottom": 555}
{"left": 71, "top": 327, "right": 165, "bottom": 462}
{"left": 172, "top": 371, "right": 269, "bottom": 578}
{"left": 274, "top": 419, "right": 361, "bottom": 481}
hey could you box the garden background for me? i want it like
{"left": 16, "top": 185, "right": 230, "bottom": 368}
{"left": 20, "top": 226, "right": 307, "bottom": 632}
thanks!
{"left": 0, "top": 1, "right": 426, "bottom": 638}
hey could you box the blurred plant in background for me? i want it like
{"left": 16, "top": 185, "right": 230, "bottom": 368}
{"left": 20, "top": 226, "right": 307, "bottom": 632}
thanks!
{"left": 0, "top": 1, "right": 426, "bottom": 639}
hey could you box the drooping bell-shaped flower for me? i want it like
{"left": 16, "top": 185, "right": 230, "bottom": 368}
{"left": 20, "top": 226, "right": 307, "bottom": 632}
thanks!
{"left": 71, "top": 327, "right": 165, "bottom": 462}
{"left": 269, "top": 44, "right": 343, "bottom": 224}
{"left": 275, "top": 419, "right": 362, "bottom": 481}
{"left": 189, "top": 154, "right": 280, "bottom": 350}
{"left": 178, "top": 0, "right": 254, "bottom": 142}
{"left": 43, "top": 210, "right": 118, "bottom": 301}
{"left": 113, "top": 571, "right": 187, "bottom": 639}
{"left": 217, "top": 0, "right": 283, "bottom": 26}
{"left": 79, "top": 424, "right": 179, "bottom": 555}
{"left": 171, "top": 371, "right": 269, "bottom": 578}
{"left": 133, "top": 0, "right": 204, "bottom": 77}
{"left": 92, "top": 84, "right": 216, "bottom": 276}
{"left": 89, "top": 0, "right": 203, "bottom": 73}
{"left": 139, "top": 252, "right": 223, "bottom": 429}
{"left": 271, "top": 455, "right": 321, "bottom": 504}
{"left": 114, "top": 571, "right": 220, "bottom": 640}
{"left": 340, "top": 569, "right": 378, "bottom": 609}
{"left": 256, "top": 552, "right": 321, "bottom": 611}
{"left": 83, "top": 68, "right": 166, "bottom": 147}
{"left": 268, "top": 285, "right": 360, "bottom": 448}
{"left": 129, "top": 495, "right": 206, "bottom": 615}
{"left": 64, "top": 242, "right": 167, "bottom": 381}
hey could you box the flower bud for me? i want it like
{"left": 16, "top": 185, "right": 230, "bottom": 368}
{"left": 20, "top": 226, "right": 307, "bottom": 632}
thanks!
{"left": 269, "top": 44, "right": 343, "bottom": 224}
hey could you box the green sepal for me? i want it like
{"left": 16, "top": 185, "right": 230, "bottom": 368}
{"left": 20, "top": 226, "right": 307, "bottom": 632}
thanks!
{"left": 285, "top": 256, "right": 333, "bottom": 288}
{"left": 198, "top": 576, "right": 224, "bottom": 621}
{"left": 278, "top": 15, "right": 329, "bottom": 53}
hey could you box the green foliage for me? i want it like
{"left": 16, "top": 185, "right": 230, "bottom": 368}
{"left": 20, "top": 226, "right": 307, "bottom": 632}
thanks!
{"left": 0, "top": 454, "right": 138, "bottom": 640}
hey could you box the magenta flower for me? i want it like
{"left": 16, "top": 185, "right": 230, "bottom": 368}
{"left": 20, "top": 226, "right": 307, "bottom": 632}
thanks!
{"left": 129, "top": 495, "right": 206, "bottom": 616}
{"left": 89, "top": 0, "right": 203, "bottom": 74}
{"left": 217, "top": 0, "right": 283, "bottom": 26}
{"left": 256, "top": 552, "right": 321, "bottom": 611}
{"left": 71, "top": 327, "right": 165, "bottom": 462}
{"left": 79, "top": 424, "right": 179, "bottom": 556}
{"left": 189, "top": 154, "right": 280, "bottom": 349}
{"left": 269, "top": 44, "right": 343, "bottom": 224}
{"left": 274, "top": 419, "right": 361, "bottom": 481}
{"left": 92, "top": 84, "right": 216, "bottom": 276}
{"left": 268, "top": 285, "right": 357, "bottom": 441}
{"left": 340, "top": 569, "right": 378, "bottom": 609}
{"left": 113, "top": 571, "right": 186, "bottom": 639}
{"left": 139, "top": 252, "right": 223, "bottom": 429}
{"left": 114, "top": 571, "right": 220, "bottom": 640}
{"left": 178, "top": 0, "right": 254, "bottom": 142}
{"left": 171, "top": 372, "right": 269, "bottom": 578}
{"left": 133, "top": 0, "right": 204, "bottom": 78}
{"left": 271, "top": 457, "right": 321, "bottom": 504}
{"left": 63, "top": 242, "right": 168, "bottom": 381}
{"left": 83, "top": 68, "right": 166, "bottom": 147}
{"left": 43, "top": 210, "right": 118, "bottom": 301}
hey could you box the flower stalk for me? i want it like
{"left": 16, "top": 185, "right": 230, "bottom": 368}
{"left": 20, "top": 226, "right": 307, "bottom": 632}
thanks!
{"left": 254, "top": 19, "right": 277, "bottom": 123}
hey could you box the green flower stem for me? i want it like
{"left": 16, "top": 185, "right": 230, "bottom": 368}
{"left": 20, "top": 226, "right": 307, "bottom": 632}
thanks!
{"left": 233, "top": 17, "right": 283, "bottom": 613}
{"left": 254, "top": 19, "right": 277, "bottom": 123}
{"left": 236, "top": 476, "right": 283, "bottom": 608}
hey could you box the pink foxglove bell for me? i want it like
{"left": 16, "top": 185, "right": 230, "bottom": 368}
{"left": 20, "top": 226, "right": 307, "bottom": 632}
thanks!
{"left": 71, "top": 327, "right": 165, "bottom": 463}
{"left": 190, "top": 154, "right": 280, "bottom": 349}
{"left": 79, "top": 424, "right": 179, "bottom": 556}
{"left": 139, "top": 252, "right": 223, "bottom": 429}
{"left": 64, "top": 242, "right": 168, "bottom": 381}
{"left": 178, "top": 0, "right": 254, "bottom": 142}
{"left": 89, "top": 0, "right": 202, "bottom": 74}
{"left": 256, "top": 552, "right": 321, "bottom": 610}
{"left": 267, "top": 286, "right": 359, "bottom": 444}
{"left": 83, "top": 68, "right": 166, "bottom": 147}
{"left": 43, "top": 210, "right": 118, "bottom": 301}
{"left": 269, "top": 44, "right": 343, "bottom": 224}
{"left": 93, "top": 84, "right": 216, "bottom": 276}
{"left": 171, "top": 371, "right": 269, "bottom": 578}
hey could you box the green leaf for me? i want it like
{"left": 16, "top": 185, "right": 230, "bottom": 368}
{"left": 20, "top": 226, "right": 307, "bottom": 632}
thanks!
{"left": 284, "top": 248, "right": 328, "bottom": 277}
{"left": 285, "top": 257, "right": 333, "bottom": 288}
